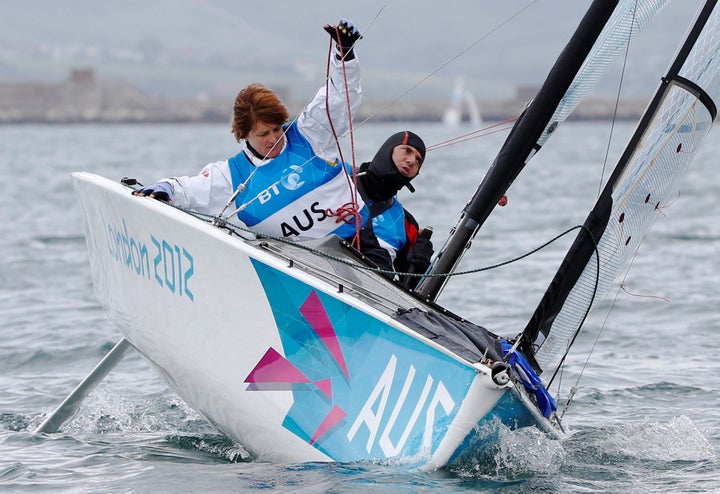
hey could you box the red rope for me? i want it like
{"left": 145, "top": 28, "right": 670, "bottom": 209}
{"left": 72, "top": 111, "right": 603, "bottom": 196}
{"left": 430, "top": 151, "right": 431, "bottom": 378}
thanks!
{"left": 324, "top": 29, "right": 362, "bottom": 249}
{"left": 426, "top": 118, "right": 518, "bottom": 151}
{"left": 326, "top": 202, "right": 362, "bottom": 225}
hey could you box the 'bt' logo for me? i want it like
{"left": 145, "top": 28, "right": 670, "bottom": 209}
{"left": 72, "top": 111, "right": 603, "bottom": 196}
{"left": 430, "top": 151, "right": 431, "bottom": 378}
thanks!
{"left": 282, "top": 165, "right": 305, "bottom": 191}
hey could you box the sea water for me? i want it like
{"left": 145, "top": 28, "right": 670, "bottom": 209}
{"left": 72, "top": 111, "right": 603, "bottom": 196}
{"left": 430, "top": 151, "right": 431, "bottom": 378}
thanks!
{"left": 1, "top": 121, "right": 718, "bottom": 493}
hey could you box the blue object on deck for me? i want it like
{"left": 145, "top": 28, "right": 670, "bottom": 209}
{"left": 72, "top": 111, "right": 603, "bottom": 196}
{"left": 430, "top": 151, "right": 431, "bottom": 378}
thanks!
{"left": 501, "top": 340, "right": 557, "bottom": 418}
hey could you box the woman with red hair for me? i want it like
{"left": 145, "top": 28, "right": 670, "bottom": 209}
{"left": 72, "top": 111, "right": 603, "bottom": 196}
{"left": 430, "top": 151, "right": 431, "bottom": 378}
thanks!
{"left": 134, "top": 19, "right": 367, "bottom": 241}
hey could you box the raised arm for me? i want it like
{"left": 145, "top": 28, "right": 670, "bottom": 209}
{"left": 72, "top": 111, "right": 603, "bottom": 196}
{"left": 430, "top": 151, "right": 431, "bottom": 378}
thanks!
{"left": 297, "top": 19, "right": 363, "bottom": 161}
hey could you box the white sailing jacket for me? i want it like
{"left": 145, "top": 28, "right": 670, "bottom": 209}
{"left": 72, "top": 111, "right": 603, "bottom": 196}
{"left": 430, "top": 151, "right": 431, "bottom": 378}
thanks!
{"left": 161, "top": 54, "right": 367, "bottom": 240}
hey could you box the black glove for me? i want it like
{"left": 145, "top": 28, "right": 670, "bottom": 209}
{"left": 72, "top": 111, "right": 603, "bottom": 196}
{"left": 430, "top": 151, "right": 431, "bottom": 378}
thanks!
{"left": 402, "top": 231, "right": 434, "bottom": 289}
{"left": 323, "top": 18, "right": 362, "bottom": 61}
{"left": 132, "top": 181, "right": 173, "bottom": 202}
{"left": 358, "top": 225, "right": 394, "bottom": 272}
{"left": 410, "top": 234, "right": 433, "bottom": 269}
{"left": 410, "top": 229, "right": 434, "bottom": 269}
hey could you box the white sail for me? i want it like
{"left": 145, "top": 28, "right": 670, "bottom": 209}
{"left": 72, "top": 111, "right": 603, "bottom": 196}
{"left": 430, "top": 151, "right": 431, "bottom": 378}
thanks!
{"left": 534, "top": 0, "right": 674, "bottom": 153}
{"left": 465, "top": 89, "right": 482, "bottom": 127}
{"left": 527, "top": 0, "right": 720, "bottom": 375}
{"left": 418, "top": 0, "right": 674, "bottom": 301}
{"left": 442, "top": 78, "right": 463, "bottom": 127}
{"left": 442, "top": 77, "right": 482, "bottom": 128}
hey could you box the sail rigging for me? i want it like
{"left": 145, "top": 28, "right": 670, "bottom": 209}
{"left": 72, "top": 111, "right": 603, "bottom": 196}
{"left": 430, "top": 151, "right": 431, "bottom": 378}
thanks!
{"left": 416, "top": 0, "right": 672, "bottom": 301}
{"left": 521, "top": 0, "right": 720, "bottom": 376}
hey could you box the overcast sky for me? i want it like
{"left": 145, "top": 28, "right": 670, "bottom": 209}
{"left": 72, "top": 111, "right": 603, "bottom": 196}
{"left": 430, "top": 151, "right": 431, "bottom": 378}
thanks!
{"left": 0, "top": 0, "right": 702, "bottom": 101}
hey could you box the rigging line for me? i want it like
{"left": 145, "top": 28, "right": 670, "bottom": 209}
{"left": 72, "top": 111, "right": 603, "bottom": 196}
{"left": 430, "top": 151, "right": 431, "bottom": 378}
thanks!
{"left": 426, "top": 119, "right": 517, "bottom": 150}
{"left": 324, "top": 30, "right": 363, "bottom": 249}
{"left": 620, "top": 283, "right": 671, "bottom": 302}
{"left": 359, "top": 0, "right": 394, "bottom": 40}
{"left": 560, "top": 76, "right": 708, "bottom": 414}
{"left": 216, "top": 125, "right": 296, "bottom": 221}
{"left": 557, "top": 94, "right": 704, "bottom": 400}
{"left": 447, "top": 225, "right": 589, "bottom": 276}
{"left": 219, "top": 66, "right": 356, "bottom": 220}
{"left": 287, "top": 0, "right": 392, "bottom": 140}
{"left": 353, "top": 1, "right": 539, "bottom": 128}
{"left": 218, "top": 4, "right": 392, "bottom": 221}
{"left": 426, "top": 120, "right": 517, "bottom": 151}
{"left": 597, "top": 0, "right": 639, "bottom": 198}
{"left": 547, "top": 225, "right": 602, "bottom": 388}
{"left": 220, "top": 2, "right": 523, "bottom": 221}
{"left": 222, "top": 127, "right": 364, "bottom": 220}
{"left": 307, "top": 4, "right": 394, "bottom": 241}
{"left": 559, "top": 249, "right": 639, "bottom": 420}
{"left": 215, "top": 120, "right": 516, "bottom": 247}
{"left": 564, "top": 231, "right": 669, "bottom": 408}
{"left": 179, "top": 196, "right": 589, "bottom": 281}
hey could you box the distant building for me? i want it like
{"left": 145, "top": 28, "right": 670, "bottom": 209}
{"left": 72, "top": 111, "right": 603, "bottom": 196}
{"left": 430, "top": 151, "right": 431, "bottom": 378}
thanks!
{"left": 515, "top": 86, "right": 540, "bottom": 104}
{"left": 0, "top": 70, "right": 646, "bottom": 124}
{"left": 0, "top": 68, "right": 229, "bottom": 123}
{"left": 70, "top": 68, "right": 95, "bottom": 84}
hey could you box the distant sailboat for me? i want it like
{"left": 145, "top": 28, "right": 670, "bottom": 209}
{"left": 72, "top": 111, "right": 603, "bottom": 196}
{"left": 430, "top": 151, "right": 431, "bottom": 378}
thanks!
{"left": 442, "top": 77, "right": 482, "bottom": 128}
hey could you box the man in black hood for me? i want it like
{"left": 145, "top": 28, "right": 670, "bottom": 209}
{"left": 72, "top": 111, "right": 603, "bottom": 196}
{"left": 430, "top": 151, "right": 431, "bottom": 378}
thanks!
{"left": 358, "top": 130, "right": 426, "bottom": 203}
{"left": 355, "top": 131, "right": 434, "bottom": 289}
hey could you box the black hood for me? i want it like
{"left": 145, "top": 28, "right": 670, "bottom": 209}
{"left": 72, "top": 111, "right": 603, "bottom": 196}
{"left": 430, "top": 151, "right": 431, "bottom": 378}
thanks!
{"left": 358, "top": 131, "right": 426, "bottom": 202}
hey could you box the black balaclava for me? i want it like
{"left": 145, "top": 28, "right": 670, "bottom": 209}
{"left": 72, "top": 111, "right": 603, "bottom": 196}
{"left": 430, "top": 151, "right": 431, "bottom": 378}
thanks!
{"left": 358, "top": 130, "right": 426, "bottom": 203}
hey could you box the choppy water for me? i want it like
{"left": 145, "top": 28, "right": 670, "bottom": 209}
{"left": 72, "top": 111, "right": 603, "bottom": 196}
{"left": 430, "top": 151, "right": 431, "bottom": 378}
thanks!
{"left": 1, "top": 121, "right": 719, "bottom": 493}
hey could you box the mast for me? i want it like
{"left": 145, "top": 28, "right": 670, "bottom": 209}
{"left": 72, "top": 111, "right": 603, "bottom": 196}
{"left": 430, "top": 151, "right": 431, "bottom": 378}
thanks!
{"left": 415, "top": 0, "right": 620, "bottom": 301}
{"left": 520, "top": 0, "right": 720, "bottom": 376}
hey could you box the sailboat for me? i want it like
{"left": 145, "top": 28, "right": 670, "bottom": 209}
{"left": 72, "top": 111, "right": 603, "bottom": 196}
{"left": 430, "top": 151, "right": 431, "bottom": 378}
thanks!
{"left": 38, "top": 0, "right": 720, "bottom": 470}
{"left": 442, "top": 77, "right": 482, "bottom": 128}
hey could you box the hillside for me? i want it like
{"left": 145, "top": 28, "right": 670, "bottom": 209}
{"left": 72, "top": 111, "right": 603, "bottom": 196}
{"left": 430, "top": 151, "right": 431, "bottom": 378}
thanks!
{"left": 0, "top": 0, "right": 696, "bottom": 106}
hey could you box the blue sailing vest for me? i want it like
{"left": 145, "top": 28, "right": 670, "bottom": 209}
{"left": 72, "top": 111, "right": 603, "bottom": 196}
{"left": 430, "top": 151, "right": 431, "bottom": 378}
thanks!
{"left": 227, "top": 123, "right": 368, "bottom": 239}
{"left": 370, "top": 198, "right": 407, "bottom": 253}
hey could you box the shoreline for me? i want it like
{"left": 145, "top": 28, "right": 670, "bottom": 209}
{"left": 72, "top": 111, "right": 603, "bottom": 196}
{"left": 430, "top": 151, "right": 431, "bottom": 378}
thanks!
{"left": 0, "top": 74, "right": 649, "bottom": 125}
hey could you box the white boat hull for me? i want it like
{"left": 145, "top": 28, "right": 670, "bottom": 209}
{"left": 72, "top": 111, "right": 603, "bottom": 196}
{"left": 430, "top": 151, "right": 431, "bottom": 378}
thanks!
{"left": 72, "top": 172, "right": 553, "bottom": 468}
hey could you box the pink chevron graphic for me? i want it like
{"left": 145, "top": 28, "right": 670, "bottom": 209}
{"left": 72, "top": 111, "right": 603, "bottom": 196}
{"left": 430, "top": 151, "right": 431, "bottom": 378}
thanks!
{"left": 300, "top": 291, "right": 350, "bottom": 379}
{"left": 244, "top": 347, "right": 311, "bottom": 384}
{"left": 309, "top": 405, "right": 347, "bottom": 445}
{"left": 314, "top": 378, "right": 332, "bottom": 399}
